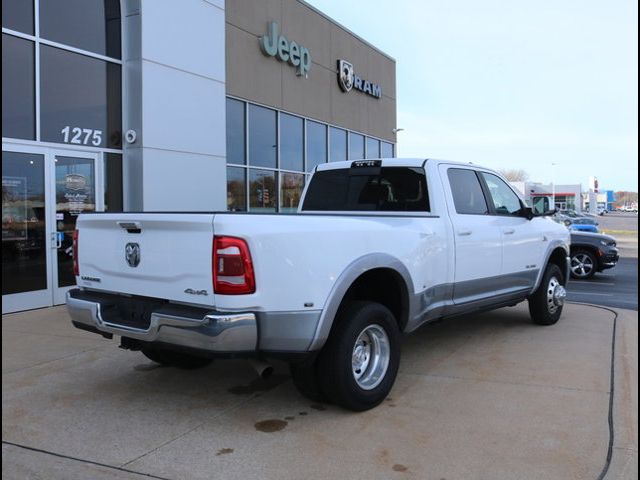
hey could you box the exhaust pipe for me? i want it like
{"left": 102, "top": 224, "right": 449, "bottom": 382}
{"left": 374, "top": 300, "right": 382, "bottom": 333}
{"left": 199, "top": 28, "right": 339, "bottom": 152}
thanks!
{"left": 249, "top": 358, "right": 274, "bottom": 379}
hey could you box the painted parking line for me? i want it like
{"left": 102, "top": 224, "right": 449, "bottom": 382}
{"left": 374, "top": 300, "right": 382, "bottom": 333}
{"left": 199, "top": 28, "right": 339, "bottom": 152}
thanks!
{"left": 567, "top": 292, "right": 614, "bottom": 297}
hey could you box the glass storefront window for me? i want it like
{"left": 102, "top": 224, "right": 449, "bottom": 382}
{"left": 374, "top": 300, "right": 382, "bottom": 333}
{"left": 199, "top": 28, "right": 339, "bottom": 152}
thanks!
{"left": 248, "top": 105, "right": 277, "bottom": 168}
{"left": 2, "top": 0, "right": 34, "bottom": 35}
{"left": 349, "top": 132, "right": 364, "bottom": 160}
{"left": 227, "top": 166, "right": 247, "bottom": 212}
{"left": 306, "top": 121, "right": 327, "bottom": 172}
{"left": 2, "top": 35, "right": 35, "bottom": 140}
{"left": 280, "top": 173, "right": 304, "bottom": 212}
{"left": 330, "top": 127, "right": 347, "bottom": 163}
{"left": 366, "top": 137, "right": 380, "bottom": 159}
{"left": 2, "top": 151, "right": 47, "bottom": 295}
{"left": 225, "top": 98, "right": 395, "bottom": 213}
{"left": 40, "top": 45, "right": 122, "bottom": 149}
{"left": 249, "top": 169, "right": 276, "bottom": 212}
{"left": 280, "top": 113, "right": 303, "bottom": 171}
{"left": 381, "top": 141, "right": 394, "bottom": 158}
{"left": 104, "top": 153, "right": 123, "bottom": 212}
{"left": 39, "top": 0, "right": 121, "bottom": 58}
{"left": 226, "top": 98, "right": 246, "bottom": 165}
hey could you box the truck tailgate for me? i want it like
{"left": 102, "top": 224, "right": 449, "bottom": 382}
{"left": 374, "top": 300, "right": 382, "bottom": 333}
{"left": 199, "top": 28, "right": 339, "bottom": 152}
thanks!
{"left": 76, "top": 213, "right": 215, "bottom": 307}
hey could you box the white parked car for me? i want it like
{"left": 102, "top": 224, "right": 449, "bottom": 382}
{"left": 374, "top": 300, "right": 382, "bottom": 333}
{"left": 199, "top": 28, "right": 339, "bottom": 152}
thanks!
{"left": 67, "top": 159, "right": 570, "bottom": 411}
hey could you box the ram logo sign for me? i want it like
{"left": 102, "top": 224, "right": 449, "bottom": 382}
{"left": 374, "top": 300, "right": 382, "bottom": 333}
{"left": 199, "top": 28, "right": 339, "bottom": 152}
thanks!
{"left": 337, "top": 59, "right": 382, "bottom": 99}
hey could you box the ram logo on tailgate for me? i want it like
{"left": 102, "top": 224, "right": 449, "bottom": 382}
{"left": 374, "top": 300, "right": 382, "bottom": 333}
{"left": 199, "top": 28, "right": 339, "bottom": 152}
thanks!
{"left": 125, "top": 243, "right": 140, "bottom": 267}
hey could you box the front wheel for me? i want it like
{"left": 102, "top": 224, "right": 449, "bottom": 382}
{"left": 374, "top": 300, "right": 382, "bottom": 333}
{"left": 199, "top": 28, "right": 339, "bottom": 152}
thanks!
{"left": 317, "top": 301, "right": 400, "bottom": 411}
{"left": 570, "top": 249, "right": 597, "bottom": 279}
{"left": 141, "top": 346, "right": 213, "bottom": 369}
{"left": 528, "top": 263, "right": 566, "bottom": 325}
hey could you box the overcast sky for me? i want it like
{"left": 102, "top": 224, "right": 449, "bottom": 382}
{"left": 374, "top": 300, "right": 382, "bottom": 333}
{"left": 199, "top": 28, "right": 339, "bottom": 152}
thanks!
{"left": 308, "top": 0, "right": 638, "bottom": 192}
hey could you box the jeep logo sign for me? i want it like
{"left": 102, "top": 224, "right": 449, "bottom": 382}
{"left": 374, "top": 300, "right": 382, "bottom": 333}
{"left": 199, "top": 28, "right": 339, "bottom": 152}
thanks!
{"left": 260, "top": 22, "right": 311, "bottom": 77}
{"left": 337, "top": 59, "right": 381, "bottom": 99}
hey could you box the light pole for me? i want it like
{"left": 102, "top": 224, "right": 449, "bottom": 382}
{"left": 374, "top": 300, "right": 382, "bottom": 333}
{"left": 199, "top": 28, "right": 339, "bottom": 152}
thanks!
{"left": 551, "top": 163, "right": 557, "bottom": 210}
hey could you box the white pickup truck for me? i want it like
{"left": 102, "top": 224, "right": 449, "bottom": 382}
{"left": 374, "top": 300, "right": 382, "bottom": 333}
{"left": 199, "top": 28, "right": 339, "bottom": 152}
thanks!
{"left": 67, "top": 159, "right": 570, "bottom": 411}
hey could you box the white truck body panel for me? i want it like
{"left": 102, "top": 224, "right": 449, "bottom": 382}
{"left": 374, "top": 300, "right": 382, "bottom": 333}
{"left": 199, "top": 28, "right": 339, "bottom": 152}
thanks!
{"left": 69, "top": 158, "right": 570, "bottom": 354}
{"left": 77, "top": 214, "right": 216, "bottom": 307}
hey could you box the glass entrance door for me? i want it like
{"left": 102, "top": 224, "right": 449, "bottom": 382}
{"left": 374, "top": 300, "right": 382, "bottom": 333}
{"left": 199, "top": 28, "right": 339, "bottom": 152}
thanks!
{"left": 51, "top": 151, "right": 101, "bottom": 304}
{"left": 2, "top": 145, "right": 102, "bottom": 313}
{"left": 2, "top": 149, "right": 50, "bottom": 313}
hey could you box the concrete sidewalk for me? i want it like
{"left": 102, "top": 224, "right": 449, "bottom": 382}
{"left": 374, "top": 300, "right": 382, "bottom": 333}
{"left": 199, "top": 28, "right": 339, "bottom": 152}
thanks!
{"left": 2, "top": 302, "right": 637, "bottom": 480}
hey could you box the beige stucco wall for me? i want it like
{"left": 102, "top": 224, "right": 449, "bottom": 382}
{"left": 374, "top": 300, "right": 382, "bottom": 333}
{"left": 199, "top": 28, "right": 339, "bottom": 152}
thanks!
{"left": 225, "top": 0, "right": 397, "bottom": 143}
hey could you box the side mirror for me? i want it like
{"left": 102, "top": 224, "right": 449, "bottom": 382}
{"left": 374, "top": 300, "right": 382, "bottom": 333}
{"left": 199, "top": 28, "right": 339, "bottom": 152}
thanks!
{"left": 521, "top": 207, "right": 535, "bottom": 220}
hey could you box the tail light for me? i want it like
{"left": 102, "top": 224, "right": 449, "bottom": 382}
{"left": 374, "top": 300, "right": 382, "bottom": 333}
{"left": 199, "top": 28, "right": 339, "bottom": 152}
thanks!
{"left": 72, "top": 230, "right": 79, "bottom": 276}
{"left": 212, "top": 236, "right": 255, "bottom": 295}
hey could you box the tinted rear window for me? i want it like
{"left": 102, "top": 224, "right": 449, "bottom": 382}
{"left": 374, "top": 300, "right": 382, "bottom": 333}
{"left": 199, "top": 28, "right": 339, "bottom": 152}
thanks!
{"left": 302, "top": 167, "right": 429, "bottom": 212}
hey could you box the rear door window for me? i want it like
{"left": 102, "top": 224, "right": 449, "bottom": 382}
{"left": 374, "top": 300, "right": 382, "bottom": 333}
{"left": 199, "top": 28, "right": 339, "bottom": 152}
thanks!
{"left": 447, "top": 168, "right": 488, "bottom": 215}
{"left": 302, "top": 166, "right": 429, "bottom": 212}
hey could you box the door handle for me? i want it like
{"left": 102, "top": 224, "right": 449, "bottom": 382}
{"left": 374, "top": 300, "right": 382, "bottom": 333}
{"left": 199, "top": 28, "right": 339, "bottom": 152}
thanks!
{"left": 457, "top": 229, "right": 472, "bottom": 236}
{"left": 503, "top": 228, "right": 515, "bottom": 235}
{"left": 51, "top": 232, "right": 63, "bottom": 248}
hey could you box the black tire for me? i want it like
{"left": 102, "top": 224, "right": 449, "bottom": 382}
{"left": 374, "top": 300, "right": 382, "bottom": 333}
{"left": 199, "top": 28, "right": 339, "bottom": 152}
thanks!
{"left": 289, "top": 355, "right": 327, "bottom": 403}
{"left": 570, "top": 249, "right": 598, "bottom": 280}
{"left": 528, "top": 263, "right": 566, "bottom": 326}
{"left": 141, "top": 346, "right": 213, "bottom": 369}
{"left": 317, "top": 301, "right": 400, "bottom": 411}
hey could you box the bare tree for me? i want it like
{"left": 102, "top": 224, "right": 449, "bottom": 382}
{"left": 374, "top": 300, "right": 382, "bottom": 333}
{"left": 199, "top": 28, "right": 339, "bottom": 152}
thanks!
{"left": 498, "top": 169, "right": 529, "bottom": 182}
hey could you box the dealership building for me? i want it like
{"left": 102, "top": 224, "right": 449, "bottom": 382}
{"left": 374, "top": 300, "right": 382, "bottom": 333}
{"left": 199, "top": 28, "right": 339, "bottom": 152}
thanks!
{"left": 2, "top": 0, "right": 397, "bottom": 313}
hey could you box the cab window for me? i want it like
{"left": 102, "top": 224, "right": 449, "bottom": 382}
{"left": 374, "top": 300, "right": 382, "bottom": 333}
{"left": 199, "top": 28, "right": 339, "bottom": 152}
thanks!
{"left": 480, "top": 172, "right": 523, "bottom": 215}
{"left": 447, "top": 168, "right": 488, "bottom": 215}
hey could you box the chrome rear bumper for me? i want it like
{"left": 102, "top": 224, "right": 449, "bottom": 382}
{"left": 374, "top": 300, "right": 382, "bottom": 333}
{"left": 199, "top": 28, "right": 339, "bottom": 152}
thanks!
{"left": 66, "top": 290, "right": 257, "bottom": 353}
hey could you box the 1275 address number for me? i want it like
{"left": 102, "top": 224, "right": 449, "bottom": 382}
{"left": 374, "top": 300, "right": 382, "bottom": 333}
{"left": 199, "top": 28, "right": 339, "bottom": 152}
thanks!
{"left": 61, "top": 126, "right": 103, "bottom": 146}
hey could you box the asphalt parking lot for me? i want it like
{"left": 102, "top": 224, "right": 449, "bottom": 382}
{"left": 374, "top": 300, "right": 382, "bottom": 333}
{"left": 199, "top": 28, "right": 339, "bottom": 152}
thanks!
{"left": 2, "top": 302, "right": 637, "bottom": 480}
{"left": 566, "top": 212, "right": 638, "bottom": 311}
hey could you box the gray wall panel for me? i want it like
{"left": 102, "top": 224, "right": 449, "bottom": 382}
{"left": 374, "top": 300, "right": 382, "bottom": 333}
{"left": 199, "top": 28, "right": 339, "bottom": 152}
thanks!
{"left": 122, "top": 0, "right": 227, "bottom": 212}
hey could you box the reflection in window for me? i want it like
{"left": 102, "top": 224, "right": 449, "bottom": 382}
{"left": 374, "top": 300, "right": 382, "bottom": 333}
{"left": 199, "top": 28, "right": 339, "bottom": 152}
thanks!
{"left": 381, "top": 142, "right": 394, "bottom": 158}
{"left": 249, "top": 169, "right": 276, "bottom": 212}
{"left": 480, "top": 172, "right": 522, "bottom": 215}
{"left": 306, "top": 121, "right": 327, "bottom": 171}
{"left": 2, "top": 151, "right": 47, "bottom": 295}
{"left": 366, "top": 137, "right": 380, "bottom": 159}
{"left": 2, "top": 35, "right": 35, "bottom": 140}
{"left": 280, "top": 113, "right": 303, "bottom": 171}
{"left": 40, "top": 45, "right": 122, "bottom": 148}
{"left": 227, "top": 167, "right": 246, "bottom": 211}
{"left": 280, "top": 173, "right": 304, "bottom": 212}
{"left": 2, "top": 0, "right": 34, "bottom": 34}
{"left": 330, "top": 127, "right": 347, "bottom": 162}
{"left": 39, "top": 0, "right": 121, "bottom": 58}
{"left": 104, "top": 153, "right": 123, "bottom": 212}
{"left": 248, "top": 105, "right": 276, "bottom": 168}
{"left": 55, "top": 156, "right": 96, "bottom": 288}
{"left": 349, "top": 132, "right": 364, "bottom": 160}
{"left": 226, "top": 98, "right": 245, "bottom": 165}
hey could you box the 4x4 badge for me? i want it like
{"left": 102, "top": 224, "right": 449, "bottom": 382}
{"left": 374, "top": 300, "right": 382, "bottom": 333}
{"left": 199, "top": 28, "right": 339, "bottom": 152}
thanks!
{"left": 125, "top": 243, "right": 140, "bottom": 267}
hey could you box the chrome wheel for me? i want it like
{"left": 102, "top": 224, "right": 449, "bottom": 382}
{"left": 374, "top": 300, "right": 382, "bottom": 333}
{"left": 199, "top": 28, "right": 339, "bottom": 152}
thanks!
{"left": 546, "top": 276, "right": 566, "bottom": 314}
{"left": 351, "top": 324, "right": 390, "bottom": 390}
{"left": 571, "top": 253, "right": 595, "bottom": 278}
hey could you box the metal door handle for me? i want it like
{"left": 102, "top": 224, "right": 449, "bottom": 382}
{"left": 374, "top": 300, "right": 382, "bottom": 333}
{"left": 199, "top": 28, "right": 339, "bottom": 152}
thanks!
{"left": 457, "top": 229, "right": 472, "bottom": 236}
{"left": 52, "top": 232, "right": 63, "bottom": 248}
{"left": 503, "top": 228, "right": 515, "bottom": 235}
